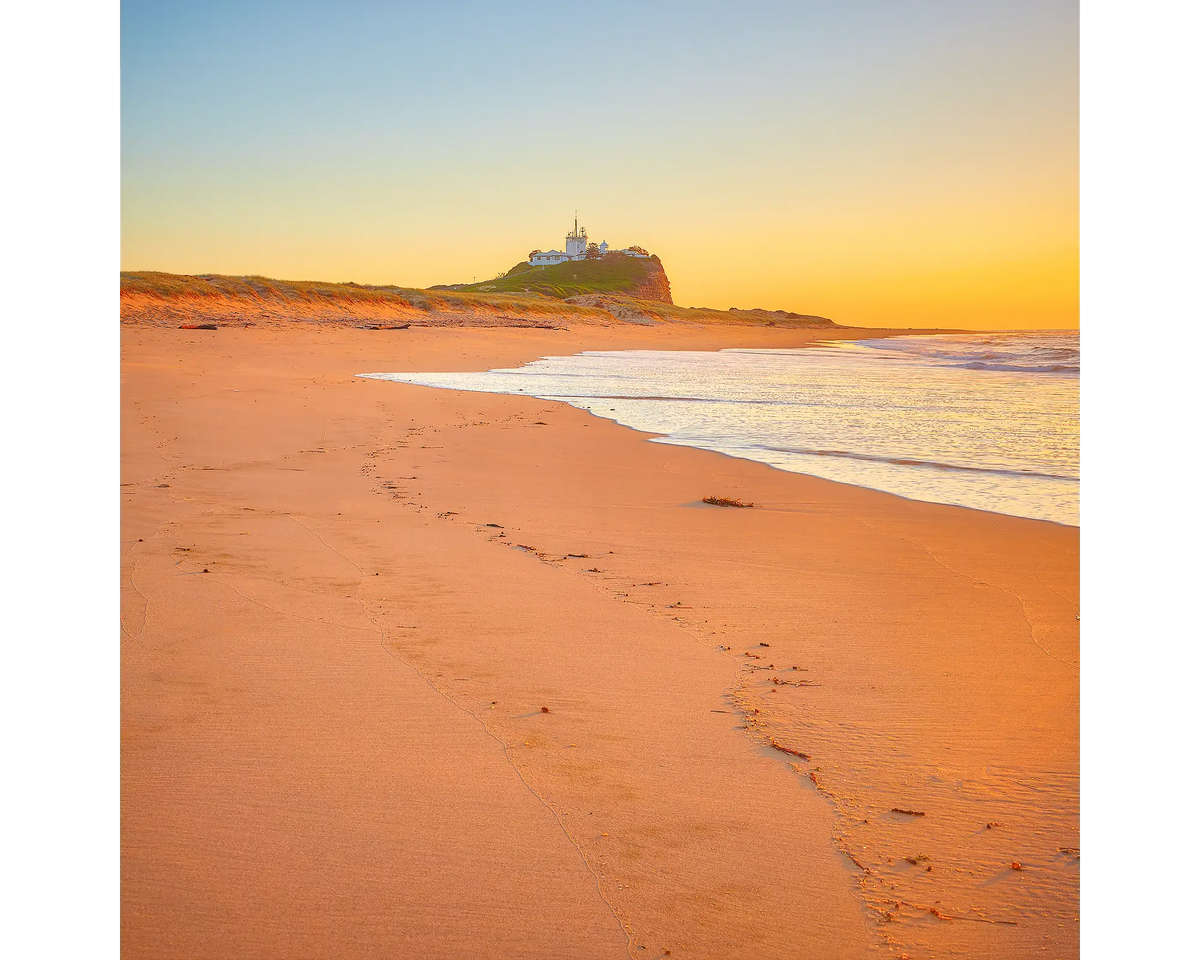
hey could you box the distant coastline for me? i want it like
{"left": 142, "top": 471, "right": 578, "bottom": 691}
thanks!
{"left": 119, "top": 270, "right": 838, "bottom": 331}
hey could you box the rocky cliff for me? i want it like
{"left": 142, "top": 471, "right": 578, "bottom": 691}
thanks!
{"left": 630, "top": 256, "right": 672, "bottom": 304}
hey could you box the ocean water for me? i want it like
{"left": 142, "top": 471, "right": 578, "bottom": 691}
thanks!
{"left": 363, "top": 332, "right": 1080, "bottom": 526}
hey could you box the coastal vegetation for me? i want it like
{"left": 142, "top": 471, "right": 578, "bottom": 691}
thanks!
{"left": 439, "top": 251, "right": 673, "bottom": 303}
{"left": 120, "top": 269, "right": 836, "bottom": 329}
{"left": 120, "top": 271, "right": 610, "bottom": 327}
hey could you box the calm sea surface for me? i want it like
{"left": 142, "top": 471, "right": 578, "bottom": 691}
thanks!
{"left": 364, "top": 332, "right": 1080, "bottom": 526}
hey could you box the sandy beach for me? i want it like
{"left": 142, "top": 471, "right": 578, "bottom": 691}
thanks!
{"left": 121, "top": 322, "right": 1078, "bottom": 959}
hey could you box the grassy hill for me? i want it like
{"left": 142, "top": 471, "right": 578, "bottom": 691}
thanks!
{"left": 119, "top": 272, "right": 611, "bottom": 327}
{"left": 441, "top": 253, "right": 673, "bottom": 303}
{"left": 120, "top": 270, "right": 836, "bottom": 329}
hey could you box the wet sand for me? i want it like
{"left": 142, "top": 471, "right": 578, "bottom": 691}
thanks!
{"left": 122, "top": 322, "right": 1078, "bottom": 958}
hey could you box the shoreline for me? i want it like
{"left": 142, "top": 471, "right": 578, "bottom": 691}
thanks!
{"left": 122, "top": 322, "right": 1078, "bottom": 958}
{"left": 362, "top": 328, "right": 1080, "bottom": 528}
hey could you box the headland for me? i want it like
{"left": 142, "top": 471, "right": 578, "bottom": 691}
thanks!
{"left": 120, "top": 261, "right": 837, "bottom": 331}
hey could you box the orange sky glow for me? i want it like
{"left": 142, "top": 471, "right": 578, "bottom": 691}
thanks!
{"left": 122, "top": 2, "right": 1078, "bottom": 329}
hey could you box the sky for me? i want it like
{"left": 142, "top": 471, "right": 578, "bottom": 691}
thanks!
{"left": 121, "top": 0, "right": 1078, "bottom": 328}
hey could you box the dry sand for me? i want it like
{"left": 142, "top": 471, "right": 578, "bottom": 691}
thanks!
{"left": 122, "top": 322, "right": 1078, "bottom": 958}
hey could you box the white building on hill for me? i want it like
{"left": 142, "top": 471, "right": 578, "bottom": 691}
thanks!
{"left": 529, "top": 215, "right": 610, "bottom": 265}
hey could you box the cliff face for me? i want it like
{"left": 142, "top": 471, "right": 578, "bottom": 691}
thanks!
{"left": 631, "top": 257, "right": 673, "bottom": 305}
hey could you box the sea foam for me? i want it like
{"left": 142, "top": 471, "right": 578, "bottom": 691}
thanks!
{"left": 363, "top": 332, "right": 1080, "bottom": 526}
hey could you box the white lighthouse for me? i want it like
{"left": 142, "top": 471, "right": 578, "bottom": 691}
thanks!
{"left": 529, "top": 215, "right": 613, "bottom": 265}
{"left": 564, "top": 213, "right": 587, "bottom": 258}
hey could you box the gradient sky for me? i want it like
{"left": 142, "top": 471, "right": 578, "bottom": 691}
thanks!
{"left": 121, "top": 1, "right": 1078, "bottom": 328}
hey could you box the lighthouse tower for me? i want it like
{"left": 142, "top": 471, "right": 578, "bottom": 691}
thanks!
{"left": 565, "top": 212, "right": 587, "bottom": 259}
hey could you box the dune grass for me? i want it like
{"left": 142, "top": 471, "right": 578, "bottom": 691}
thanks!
{"left": 120, "top": 272, "right": 608, "bottom": 320}
{"left": 121, "top": 271, "right": 837, "bottom": 329}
